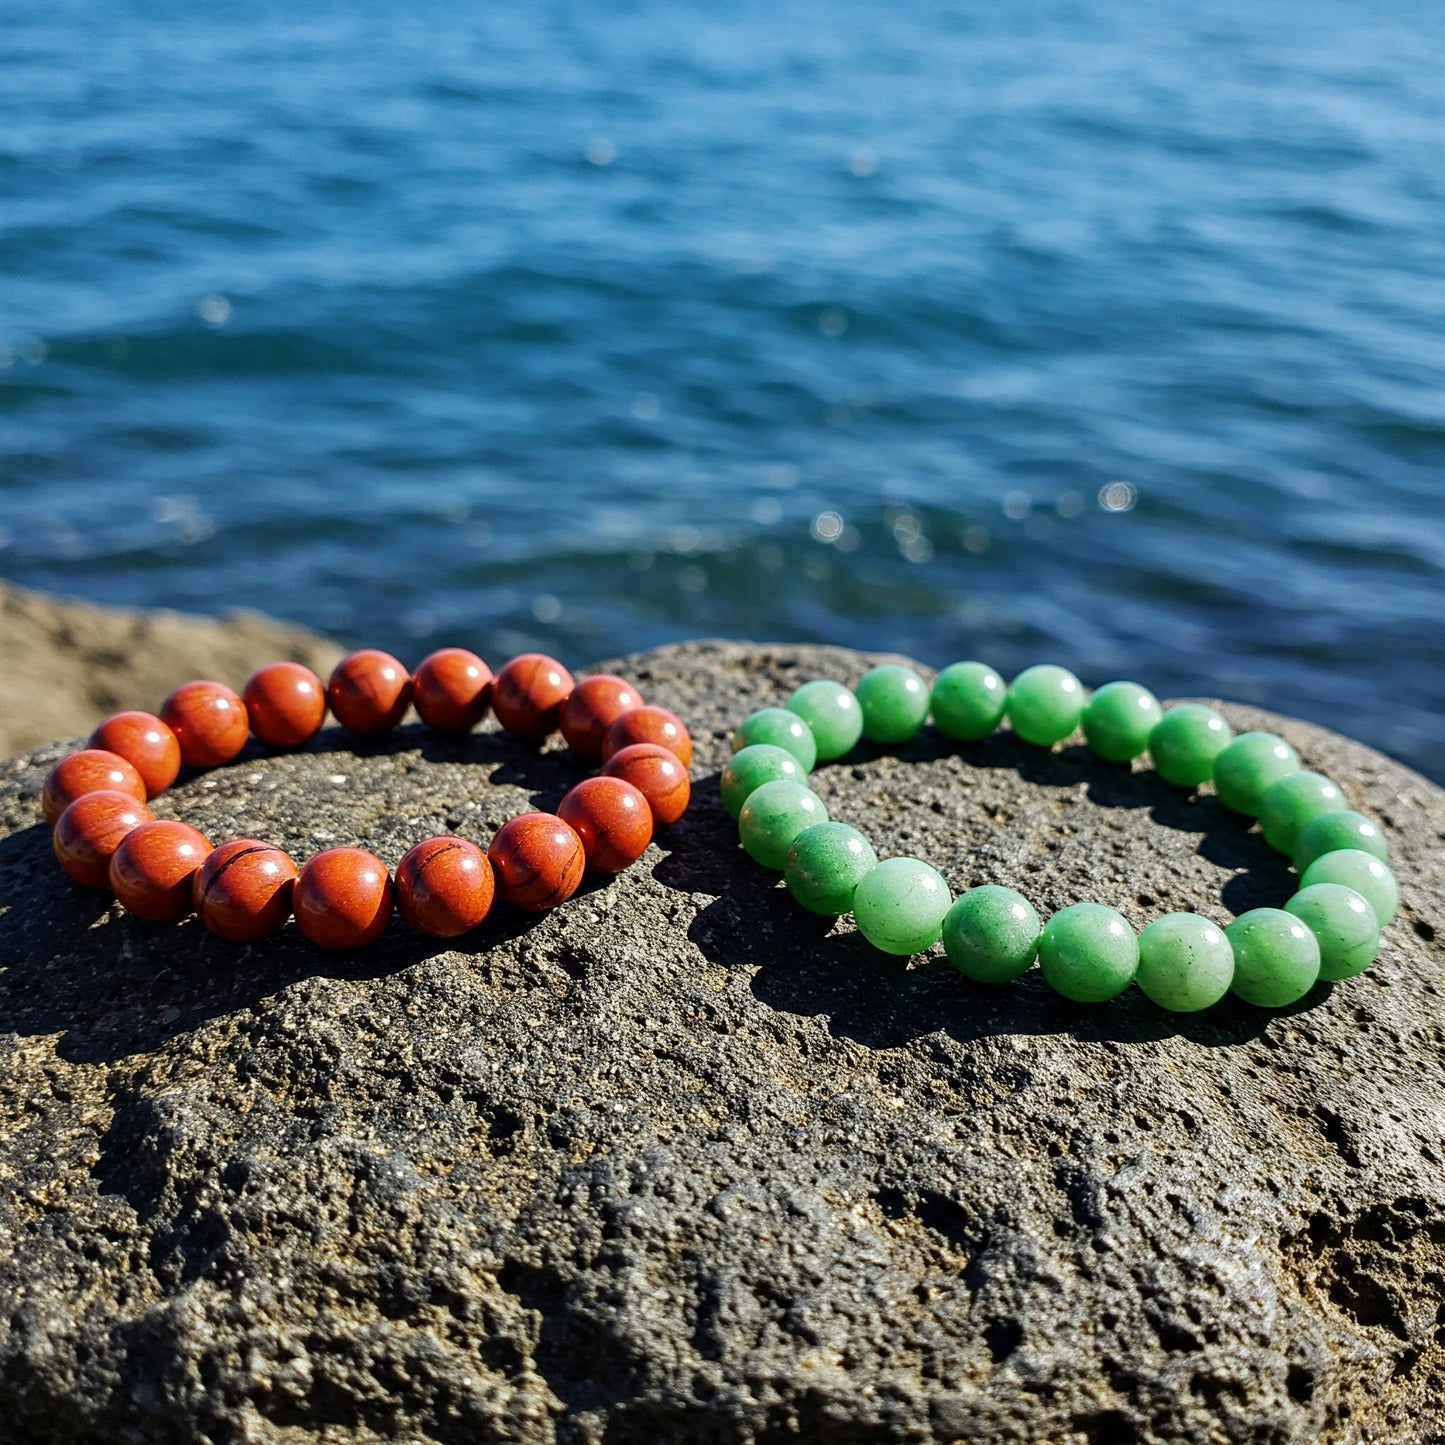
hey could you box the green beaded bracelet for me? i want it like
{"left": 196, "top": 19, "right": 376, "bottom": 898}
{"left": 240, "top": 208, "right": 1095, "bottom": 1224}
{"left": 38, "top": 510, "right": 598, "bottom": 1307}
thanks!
{"left": 727, "top": 663, "right": 1399, "bottom": 1014}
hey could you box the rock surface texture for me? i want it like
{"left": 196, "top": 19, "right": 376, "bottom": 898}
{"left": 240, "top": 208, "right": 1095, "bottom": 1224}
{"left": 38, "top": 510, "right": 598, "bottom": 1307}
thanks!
{"left": 1, "top": 641, "right": 1442, "bottom": 1445}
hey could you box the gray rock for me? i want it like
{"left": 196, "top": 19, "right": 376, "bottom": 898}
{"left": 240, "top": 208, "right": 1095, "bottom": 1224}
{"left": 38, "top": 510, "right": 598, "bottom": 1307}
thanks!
{"left": 1, "top": 640, "right": 1442, "bottom": 1445}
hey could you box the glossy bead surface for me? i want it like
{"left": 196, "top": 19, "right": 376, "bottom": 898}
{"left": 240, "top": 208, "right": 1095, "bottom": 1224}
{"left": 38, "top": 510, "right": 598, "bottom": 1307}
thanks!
{"left": 1300, "top": 849, "right": 1399, "bottom": 928}
{"left": 601, "top": 743, "right": 691, "bottom": 825}
{"left": 294, "top": 848, "right": 394, "bottom": 949}
{"left": 89, "top": 711, "right": 182, "bottom": 796}
{"left": 737, "top": 779, "right": 828, "bottom": 870}
{"left": 558, "top": 776, "right": 653, "bottom": 872}
{"left": 1037, "top": 902, "right": 1139, "bottom": 1002}
{"left": 559, "top": 674, "right": 644, "bottom": 758}
{"left": 488, "top": 813, "right": 585, "bottom": 910}
{"left": 1292, "top": 810, "right": 1387, "bottom": 873}
{"left": 930, "top": 661, "right": 1007, "bottom": 742}
{"left": 159, "top": 679, "right": 250, "bottom": 768}
{"left": 1226, "top": 908, "right": 1320, "bottom": 1007}
{"left": 784, "top": 822, "right": 878, "bottom": 915}
{"left": 327, "top": 650, "right": 412, "bottom": 734}
{"left": 53, "top": 790, "right": 156, "bottom": 889}
{"left": 193, "top": 839, "right": 299, "bottom": 943}
{"left": 243, "top": 661, "right": 326, "bottom": 748}
{"left": 1211, "top": 732, "right": 1300, "bottom": 815}
{"left": 1135, "top": 912, "right": 1235, "bottom": 1013}
{"left": 1006, "top": 665, "right": 1085, "bottom": 747}
{"left": 720, "top": 743, "right": 807, "bottom": 819}
{"left": 786, "top": 680, "right": 862, "bottom": 762}
{"left": 942, "top": 885, "right": 1041, "bottom": 983}
{"left": 1285, "top": 883, "right": 1380, "bottom": 982}
{"left": 491, "top": 653, "right": 575, "bottom": 737}
{"left": 1258, "top": 771, "right": 1345, "bottom": 854}
{"left": 602, "top": 706, "right": 693, "bottom": 766}
{"left": 1082, "top": 681, "right": 1164, "bottom": 763}
{"left": 411, "top": 648, "right": 492, "bottom": 732}
{"left": 730, "top": 707, "right": 818, "bottom": 770}
{"left": 1148, "top": 704, "right": 1233, "bottom": 788}
{"left": 852, "top": 857, "right": 951, "bottom": 956}
{"left": 108, "top": 820, "right": 212, "bottom": 922}
{"left": 854, "top": 664, "right": 929, "bottom": 745}
{"left": 43, "top": 749, "right": 147, "bottom": 826}
{"left": 395, "top": 836, "right": 494, "bottom": 937}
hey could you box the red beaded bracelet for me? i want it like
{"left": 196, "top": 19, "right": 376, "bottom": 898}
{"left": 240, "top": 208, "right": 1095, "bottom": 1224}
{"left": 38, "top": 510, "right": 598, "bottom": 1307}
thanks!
{"left": 43, "top": 649, "right": 692, "bottom": 951}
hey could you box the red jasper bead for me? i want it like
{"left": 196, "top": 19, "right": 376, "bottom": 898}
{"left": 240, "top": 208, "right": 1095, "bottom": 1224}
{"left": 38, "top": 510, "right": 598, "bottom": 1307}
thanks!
{"left": 557, "top": 776, "right": 653, "bottom": 873}
{"left": 89, "top": 711, "right": 181, "bottom": 796}
{"left": 487, "top": 813, "right": 585, "bottom": 911}
{"left": 53, "top": 789, "right": 156, "bottom": 889}
{"left": 412, "top": 648, "right": 493, "bottom": 733}
{"left": 395, "top": 836, "right": 494, "bottom": 937}
{"left": 327, "top": 649, "right": 412, "bottom": 734}
{"left": 244, "top": 661, "right": 327, "bottom": 748}
{"left": 294, "top": 847, "right": 394, "bottom": 950}
{"left": 559, "top": 674, "right": 645, "bottom": 759}
{"left": 492, "top": 653, "right": 575, "bottom": 738}
{"left": 194, "top": 839, "right": 299, "bottom": 943}
{"left": 160, "top": 679, "right": 250, "bottom": 768}
{"left": 601, "top": 743, "right": 691, "bottom": 826}
{"left": 601, "top": 705, "right": 693, "bottom": 767}
{"left": 43, "top": 749, "right": 147, "bottom": 826}
{"left": 109, "top": 820, "right": 212, "bottom": 922}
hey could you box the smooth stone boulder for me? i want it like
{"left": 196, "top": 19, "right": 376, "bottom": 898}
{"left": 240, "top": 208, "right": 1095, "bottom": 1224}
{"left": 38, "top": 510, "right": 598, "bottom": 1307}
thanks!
{"left": 0, "top": 640, "right": 1442, "bottom": 1445}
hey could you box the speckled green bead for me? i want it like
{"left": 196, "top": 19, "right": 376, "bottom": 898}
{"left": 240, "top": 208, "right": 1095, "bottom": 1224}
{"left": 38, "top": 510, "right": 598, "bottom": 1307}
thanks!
{"left": 1006, "top": 665, "right": 1085, "bottom": 748}
{"left": 1284, "top": 883, "right": 1380, "bottom": 982}
{"left": 1148, "top": 705, "right": 1234, "bottom": 788}
{"left": 1037, "top": 902, "right": 1139, "bottom": 1003}
{"left": 1135, "top": 913, "right": 1235, "bottom": 1013}
{"left": 785, "top": 823, "right": 878, "bottom": 916}
{"left": 931, "top": 661, "right": 1007, "bottom": 742}
{"left": 941, "top": 885, "right": 1041, "bottom": 983}
{"left": 1258, "top": 771, "right": 1345, "bottom": 854}
{"left": 738, "top": 779, "right": 828, "bottom": 870}
{"left": 1291, "top": 810, "right": 1387, "bottom": 873}
{"left": 1211, "top": 732, "right": 1300, "bottom": 815}
{"left": 720, "top": 744, "right": 808, "bottom": 819}
{"left": 1225, "top": 908, "right": 1320, "bottom": 1007}
{"left": 730, "top": 707, "right": 818, "bottom": 771}
{"left": 1082, "top": 681, "right": 1164, "bottom": 763}
{"left": 1300, "top": 849, "right": 1398, "bottom": 927}
{"left": 852, "top": 857, "right": 952, "bottom": 956}
{"left": 787, "top": 679, "right": 863, "bottom": 762}
{"left": 854, "top": 664, "right": 930, "bottom": 745}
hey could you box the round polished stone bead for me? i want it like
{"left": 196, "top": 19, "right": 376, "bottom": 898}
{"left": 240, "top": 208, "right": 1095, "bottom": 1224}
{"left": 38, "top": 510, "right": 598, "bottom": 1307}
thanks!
{"left": 488, "top": 813, "right": 586, "bottom": 911}
{"left": 941, "top": 885, "right": 1041, "bottom": 984}
{"left": 1148, "top": 704, "right": 1233, "bottom": 788}
{"left": 327, "top": 650, "right": 412, "bottom": 734}
{"left": 160, "top": 679, "right": 250, "bottom": 768}
{"left": 1291, "top": 810, "right": 1387, "bottom": 873}
{"left": 43, "top": 749, "right": 147, "bottom": 826}
{"left": 1284, "top": 883, "right": 1380, "bottom": 982}
{"left": 1082, "top": 681, "right": 1164, "bottom": 763}
{"left": 930, "top": 661, "right": 1007, "bottom": 742}
{"left": 720, "top": 744, "right": 807, "bottom": 819}
{"left": 243, "top": 661, "right": 327, "bottom": 748}
{"left": 1258, "top": 771, "right": 1345, "bottom": 854}
{"left": 395, "top": 836, "right": 494, "bottom": 937}
{"left": 193, "top": 838, "right": 299, "bottom": 943}
{"left": 559, "top": 674, "right": 644, "bottom": 759}
{"left": 738, "top": 779, "right": 827, "bottom": 870}
{"left": 1135, "top": 912, "right": 1235, "bottom": 1013}
{"left": 411, "top": 648, "right": 493, "bottom": 733}
{"left": 558, "top": 776, "right": 654, "bottom": 872}
{"left": 1299, "top": 849, "right": 1399, "bottom": 928}
{"left": 601, "top": 743, "right": 690, "bottom": 825}
{"left": 1006, "top": 665, "right": 1085, "bottom": 748}
{"left": 294, "top": 847, "right": 394, "bottom": 949}
{"left": 1211, "top": 732, "right": 1300, "bottom": 816}
{"left": 730, "top": 707, "right": 818, "bottom": 770}
{"left": 108, "top": 820, "right": 212, "bottom": 922}
{"left": 1037, "top": 902, "right": 1139, "bottom": 1002}
{"left": 53, "top": 790, "right": 156, "bottom": 889}
{"left": 852, "top": 857, "right": 951, "bottom": 956}
{"left": 89, "top": 711, "right": 182, "bottom": 797}
{"left": 491, "top": 653, "right": 575, "bottom": 738}
{"left": 602, "top": 706, "right": 693, "bottom": 767}
{"left": 1226, "top": 908, "right": 1320, "bottom": 1007}
{"left": 854, "top": 665, "right": 929, "bottom": 745}
{"left": 786, "top": 680, "right": 863, "bottom": 762}
{"left": 784, "top": 822, "right": 878, "bottom": 915}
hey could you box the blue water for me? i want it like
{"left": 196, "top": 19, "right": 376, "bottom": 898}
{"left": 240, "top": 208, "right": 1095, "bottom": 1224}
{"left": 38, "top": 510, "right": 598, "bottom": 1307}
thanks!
{"left": 3, "top": 0, "right": 1444, "bottom": 778}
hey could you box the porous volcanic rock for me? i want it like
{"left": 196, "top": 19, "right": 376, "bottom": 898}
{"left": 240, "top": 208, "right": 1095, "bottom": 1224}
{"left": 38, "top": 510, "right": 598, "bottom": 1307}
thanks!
{"left": 1, "top": 641, "right": 1442, "bottom": 1445}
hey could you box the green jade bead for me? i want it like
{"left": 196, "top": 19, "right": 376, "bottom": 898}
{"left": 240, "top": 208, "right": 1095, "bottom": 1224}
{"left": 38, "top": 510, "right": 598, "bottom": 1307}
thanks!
{"left": 785, "top": 823, "right": 879, "bottom": 915}
{"left": 852, "top": 857, "right": 952, "bottom": 956}
{"left": 1225, "top": 908, "right": 1320, "bottom": 1007}
{"left": 1135, "top": 913, "right": 1235, "bottom": 1013}
{"left": 731, "top": 707, "right": 818, "bottom": 771}
{"left": 787, "top": 679, "right": 863, "bottom": 762}
{"left": 1291, "top": 810, "right": 1387, "bottom": 873}
{"left": 1148, "top": 704, "right": 1233, "bottom": 788}
{"left": 1285, "top": 883, "right": 1380, "bottom": 982}
{"left": 1082, "top": 681, "right": 1164, "bottom": 763}
{"left": 1212, "top": 732, "right": 1300, "bottom": 815}
{"left": 1037, "top": 902, "right": 1139, "bottom": 1003}
{"left": 1258, "top": 771, "right": 1345, "bottom": 854}
{"left": 942, "top": 885, "right": 1041, "bottom": 983}
{"left": 720, "top": 744, "right": 808, "bottom": 819}
{"left": 931, "top": 661, "right": 1007, "bottom": 742}
{"left": 854, "top": 664, "right": 930, "bottom": 745}
{"left": 1300, "top": 849, "right": 1399, "bottom": 927}
{"left": 738, "top": 779, "right": 828, "bottom": 871}
{"left": 1006, "top": 664, "right": 1085, "bottom": 748}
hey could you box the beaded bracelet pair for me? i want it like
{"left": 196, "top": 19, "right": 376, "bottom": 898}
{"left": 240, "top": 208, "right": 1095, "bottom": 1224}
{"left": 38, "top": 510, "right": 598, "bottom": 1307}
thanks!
{"left": 723, "top": 662, "right": 1398, "bottom": 1012}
